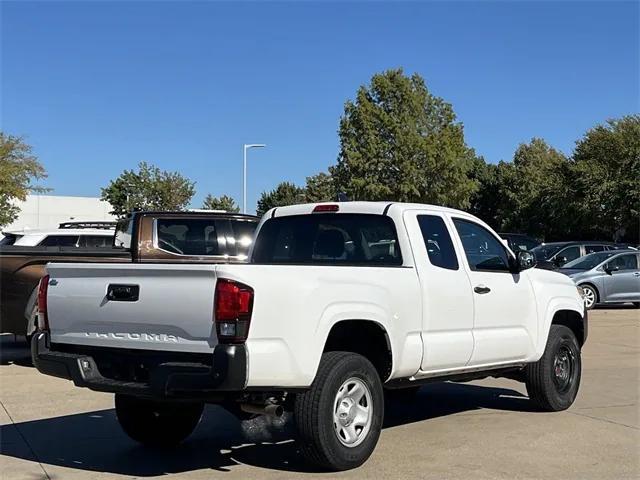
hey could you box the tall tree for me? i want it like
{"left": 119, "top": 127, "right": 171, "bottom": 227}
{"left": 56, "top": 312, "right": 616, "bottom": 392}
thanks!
{"left": 256, "top": 181, "right": 305, "bottom": 216}
{"left": 332, "top": 68, "right": 478, "bottom": 208}
{"left": 502, "top": 138, "right": 574, "bottom": 240}
{"left": 202, "top": 194, "right": 239, "bottom": 213}
{"left": 305, "top": 172, "right": 337, "bottom": 203}
{"left": 0, "top": 133, "right": 48, "bottom": 227}
{"left": 572, "top": 115, "right": 640, "bottom": 242}
{"left": 101, "top": 162, "right": 196, "bottom": 217}
{"left": 467, "top": 157, "right": 511, "bottom": 232}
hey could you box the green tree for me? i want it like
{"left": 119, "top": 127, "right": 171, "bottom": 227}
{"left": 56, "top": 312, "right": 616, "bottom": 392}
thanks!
{"left": 0, "top": 133, "right": 48, "bottom": 227}
{"left": 502, "top": 138, "right": 574, "bottom": 240}
{"left": 256, "top": 181, "right": 305, "bottom": 216}
{"left": 467, "top": 157, "right": 511, "bottom": 231}
{"left": 202, "top": 194, "right": 239, "bottom": 213}
{"left": 101, "top": 161, "right": 196, "bottom": 217}
{"left": 572, "top": 115, "right": 640, "bottom": 242}
{"left": 304, "top": 172, "right": 337, "bottom": 203}
{"left": 331, "top": 68, "right": 478, "bottom": 208}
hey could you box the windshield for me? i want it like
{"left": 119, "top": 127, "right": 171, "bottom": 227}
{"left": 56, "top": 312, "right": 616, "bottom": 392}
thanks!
{"left": 531, "top": 244, "right": 563, "bottom": 260}
{"left": 562, "top": 251, "right": 616, "bottom": 270}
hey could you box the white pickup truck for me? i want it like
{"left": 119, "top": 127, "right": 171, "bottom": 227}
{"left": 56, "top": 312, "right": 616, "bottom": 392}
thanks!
{"left": 32, "top": 202, "right": 587, "bottom": 471}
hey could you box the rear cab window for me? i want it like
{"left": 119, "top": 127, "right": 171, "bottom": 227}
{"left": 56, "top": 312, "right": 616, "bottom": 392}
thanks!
{"left": 252, "top": 214, "right": 402, "bottom": 266}
{"left": 155, "top": 218, "right": 225, "bottom": 256}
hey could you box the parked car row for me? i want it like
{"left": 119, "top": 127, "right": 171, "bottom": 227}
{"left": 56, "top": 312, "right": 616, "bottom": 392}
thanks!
{"left": 531, "top": 241, "right": 635, "bottom": 269}
{"left": 30, "top": 201, "right": 589, "bottom": 471}
{"left": 559, "top": 250, "right": 640, "bottom": 309}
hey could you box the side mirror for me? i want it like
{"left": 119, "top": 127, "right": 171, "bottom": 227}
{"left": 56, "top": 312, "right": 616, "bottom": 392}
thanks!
{"left": 515, "top": 250, "right": 536, "bottom": 272}
{"left": 604, "top": 264, "right": 619, "bottom": 275}
{"left": 554, "top": 256, "right": 567, "bottom": 267}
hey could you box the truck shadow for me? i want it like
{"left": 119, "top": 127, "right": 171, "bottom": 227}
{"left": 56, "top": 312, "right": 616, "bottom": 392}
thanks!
{"left": 0, "top": 335, "right": 33, "bottom": 367}
{"left": 0, "top": 382, "right": 535, "bottom": 476}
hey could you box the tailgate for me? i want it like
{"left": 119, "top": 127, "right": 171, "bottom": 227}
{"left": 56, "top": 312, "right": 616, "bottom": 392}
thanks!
{"left": 45, "top": 263, "right": 218, "bottom": 353}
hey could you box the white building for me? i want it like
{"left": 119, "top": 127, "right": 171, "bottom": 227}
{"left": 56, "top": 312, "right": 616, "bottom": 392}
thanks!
{"left": 4, "top": 195, "right": 115, "bottom": 232}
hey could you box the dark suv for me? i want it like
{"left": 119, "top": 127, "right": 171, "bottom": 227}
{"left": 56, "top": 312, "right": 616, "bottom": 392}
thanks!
{"left": 531, "top": 241, "right": 633, "bottom": 269}
{"left": 499, "top": 233, "right": 541, "bottom": 252}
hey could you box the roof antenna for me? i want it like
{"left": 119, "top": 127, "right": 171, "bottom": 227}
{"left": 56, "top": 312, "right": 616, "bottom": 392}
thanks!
{"left": 337, "top": 192, "right": 349, "bottom": 202}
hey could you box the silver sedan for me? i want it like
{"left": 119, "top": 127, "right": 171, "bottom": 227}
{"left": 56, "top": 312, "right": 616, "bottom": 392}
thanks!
{"left": 559, "top": 250, "right": 640, "bottom": 309}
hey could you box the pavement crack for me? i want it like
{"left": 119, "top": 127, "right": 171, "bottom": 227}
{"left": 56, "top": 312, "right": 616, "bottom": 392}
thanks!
{"left": 0, "top": 400, "right": 52, "bottom": 480}
{"left": 568, "top": 409, "right": 639, "bottom": 430}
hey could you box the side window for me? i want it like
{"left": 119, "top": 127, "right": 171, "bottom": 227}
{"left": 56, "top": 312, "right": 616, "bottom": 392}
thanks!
{"left": 556, "top": 246, "right": 580, "bottom": 265}
{"left": 452, "top": 219, "right": 511, "bottom": 272}
{"left": 417, "top": 215, "right": 458, "bottom": 270}
{"left": 585, "top": 245, "right": 605, "bottom": 254}
{"left": 78, "top": 235, "right": 112, "bottom": 248}
{"left": 39, "top": 235, "right": 79, "bottom": 247}
{"left": 608, "top": 254, "right": 638, "bottom": 271}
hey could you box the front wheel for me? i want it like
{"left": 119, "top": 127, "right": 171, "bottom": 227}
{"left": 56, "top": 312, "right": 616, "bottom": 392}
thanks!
{"left": 580, "top": 284, "right": 597, "bottom": 310}
{"left": 525, "top": 325, "right": 582, "bottom": 411}
{"left": 115, "top": 394, "right": 203, "bottom": 447}
{"left": 294, "top": 352, "right": 384, "bottom": 471}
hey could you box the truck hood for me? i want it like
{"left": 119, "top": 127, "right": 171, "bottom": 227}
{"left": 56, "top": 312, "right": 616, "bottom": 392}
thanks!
{"left": 557, "top": 269, "right": 586, "bottom": 278}
{"left": 527, "top": 265, "right": 578, "bottom": 287}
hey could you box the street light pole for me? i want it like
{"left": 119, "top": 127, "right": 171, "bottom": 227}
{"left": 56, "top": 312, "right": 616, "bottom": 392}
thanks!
{"left": 243, "top": 143, "right": 266, "bottom": 214}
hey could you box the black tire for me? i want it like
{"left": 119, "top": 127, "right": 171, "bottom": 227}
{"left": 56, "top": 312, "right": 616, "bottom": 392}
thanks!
{"left": 115, "top": 394, "right": 203, "bottom": 447}
{"left": 294, "top": 351, "right": 384, "bottom": 471}
{"left": 525, "top": 325, "right": 582, "bottom": 411}
{"left": 580, "top": 284, "right": 598, "bottom": 310}
{"left": 633, "top": 302, "right": 640, "bottom": 308}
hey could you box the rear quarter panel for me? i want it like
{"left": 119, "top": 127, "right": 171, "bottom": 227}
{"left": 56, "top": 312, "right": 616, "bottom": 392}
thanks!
{"left": 216, "top": 264, "right": 423, "bottom": 387}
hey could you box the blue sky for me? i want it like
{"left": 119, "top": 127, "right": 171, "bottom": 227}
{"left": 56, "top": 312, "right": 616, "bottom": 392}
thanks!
{"left": 2, "top": 1, "right": 638, "bottom": 213}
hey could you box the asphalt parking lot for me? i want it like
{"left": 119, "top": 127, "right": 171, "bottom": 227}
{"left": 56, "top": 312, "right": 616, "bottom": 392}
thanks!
{"left": 0, "top": 307, "right": 638, "bottom": 480}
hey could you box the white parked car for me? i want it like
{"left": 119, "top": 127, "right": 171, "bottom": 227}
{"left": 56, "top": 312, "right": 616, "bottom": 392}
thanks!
{"left": 1, "top": 221, "right": 115, "bottom": 247}
{"left": 32, "top": 202, "right": 587, "bottom": 471}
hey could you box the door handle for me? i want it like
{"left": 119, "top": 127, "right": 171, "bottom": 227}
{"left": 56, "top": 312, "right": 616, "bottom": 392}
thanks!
{"left": 474, "top": 285, "right": 491, "bottom": 294}
{"left": 634, "top": 272, "right": 640, "bottom": 277}
{"left": 107, "top": 284, "right": 139, "bottom": 302}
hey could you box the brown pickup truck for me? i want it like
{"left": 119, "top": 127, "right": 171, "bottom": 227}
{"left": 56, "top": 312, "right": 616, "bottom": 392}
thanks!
{"left": 0, "top": 211, "right": 259, "bottom": 337}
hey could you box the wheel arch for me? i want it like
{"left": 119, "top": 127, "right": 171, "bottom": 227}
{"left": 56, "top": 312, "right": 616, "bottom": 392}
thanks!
{"left": 322, "top": 319, "right": 393, "bottom": 382}
{"left": 536, "top": 299, "right": 585, "bottom": 359}
{"left": 551, "top": 309, "right": 586, "bottom": 346}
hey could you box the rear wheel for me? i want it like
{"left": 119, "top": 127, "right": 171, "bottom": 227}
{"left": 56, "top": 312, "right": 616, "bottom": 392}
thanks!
{"left": 580, "top": 284, "right": 597, "bottom": 310}
{"left": 115, "top": 394, "right": 203, "bottom": 447}
{"left": 525, "top": 325, "right": 581, "bottom": 411}
{"left": 294, "top": 352, "right": 384, "bottom": 471}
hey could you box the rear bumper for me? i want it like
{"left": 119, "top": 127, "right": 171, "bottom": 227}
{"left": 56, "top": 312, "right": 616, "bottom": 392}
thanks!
{"left": 31, "top": 332, "right": 247, "bottom": 399}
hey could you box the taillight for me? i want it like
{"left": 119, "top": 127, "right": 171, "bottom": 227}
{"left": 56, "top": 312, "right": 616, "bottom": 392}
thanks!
{"left": 37, "top": 274, "right": 50, "bottom": 332}
{"left": 214, "top": 279, "right": 254, "bottom": 344}
{"left": 312, "top": 204, "right": 339, "bottom": 213}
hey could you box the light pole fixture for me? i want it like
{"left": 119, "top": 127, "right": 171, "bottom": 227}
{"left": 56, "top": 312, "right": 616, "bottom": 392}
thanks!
{"left": 243, "top": 143, "right": 266, "bottom": 214}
